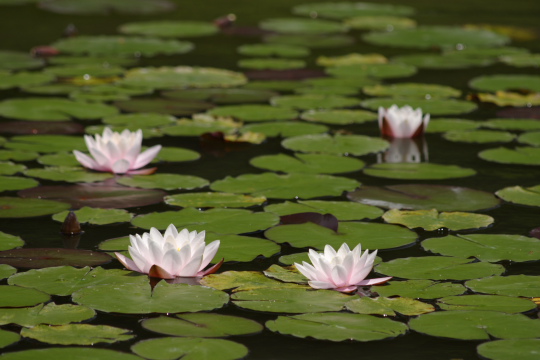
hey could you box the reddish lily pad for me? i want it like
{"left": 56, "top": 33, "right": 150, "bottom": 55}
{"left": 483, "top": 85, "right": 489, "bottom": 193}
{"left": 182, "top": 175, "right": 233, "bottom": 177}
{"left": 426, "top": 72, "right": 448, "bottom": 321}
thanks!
{"left": 39, "top": 0, "right": 175, "bottom": 15}
{"left": 0, "top": 248, "right": 111, "bottom": 269}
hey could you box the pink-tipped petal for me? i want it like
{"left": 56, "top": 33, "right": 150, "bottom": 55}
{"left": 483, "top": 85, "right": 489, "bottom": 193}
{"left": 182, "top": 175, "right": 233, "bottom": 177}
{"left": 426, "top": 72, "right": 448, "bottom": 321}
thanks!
{"left": 126, "top": 167, "right": 157, "bottom": 175}
{"left": 335, "top": 285, "right": 359, "bottom": 293}
{"left": 198, "top": 258, "right": 224, "bottom": 276}
{"left": 115, "top": 252, "right": 143, "bottom": 273}
{"left": 73, "top": 150, "right": 99, "bottom": 170}
{"left": 356, "top": 276, "right": 392, "bottom": 286}
{"left": 148, "top": 264, "right": 175, "bottom": 279}
{"left": 133, "top": 145, "right": 162, "bottom": 169}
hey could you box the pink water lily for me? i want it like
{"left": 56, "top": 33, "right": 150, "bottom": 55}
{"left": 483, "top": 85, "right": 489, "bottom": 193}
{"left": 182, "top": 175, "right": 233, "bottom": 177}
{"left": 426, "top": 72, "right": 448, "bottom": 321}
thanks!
{"left": 74, "top": 128, "right": 161, "bottom": 175}
{"left": 378, "top": 105, "right": 430, "bottom": 138}
{"left": 115, "top": 224, "right": 222, "bottom": 279}
{"left": 294, "top": 243, "right": 391, "bottom": 293}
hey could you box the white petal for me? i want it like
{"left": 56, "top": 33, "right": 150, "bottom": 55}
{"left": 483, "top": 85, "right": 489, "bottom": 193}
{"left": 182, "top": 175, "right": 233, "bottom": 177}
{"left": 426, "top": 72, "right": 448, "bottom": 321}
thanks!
{"left": 132, "top": 145, "right": 162, "bottom": 169}
{"left": 199, "top": 240, "right": 220, "bottom": 271}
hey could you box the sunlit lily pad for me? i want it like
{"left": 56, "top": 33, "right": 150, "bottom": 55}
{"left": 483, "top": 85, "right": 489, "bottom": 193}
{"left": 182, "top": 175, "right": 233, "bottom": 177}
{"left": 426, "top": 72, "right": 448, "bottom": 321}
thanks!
{"left": 326, "top": 63, "right": 416, "bottom": 79}
{"left": 0, "top": 98, "right": 118, "bottom": 121}
{"left": 316, "top": 53, "right": 387, "bottom": 67}
{"left": 142, "top": 313, "right": 262, "bottom": 337}
{"left": 0, "top": 50, "right": 43, "bottom": 71}
{"left": 207, "top": 104, "right": 296, "bottom": 122}
{"left": 103, "top": 113, "right": 175, "bottom": 128}
{"left": 263, "top": 264, "right": 307, "bottom": 284}
{"left": 496, "top": 185, "right": 540, "bottom": 207}
{"left": 165, "top": 192, "right": 266, "bottom": 208}
{"left": 241, "top": 121, "right": 327, "bottom": 137}
{"left": 52, "top": 207, "right": 133, "bottom": 225}
{"left": 423, "top": 234, "right": 540, "bottom": 262}
{"left": 0, "top": 197, "right": 70, "bottom": 218}
{"left": 0, "top": 248, "right": 111, "bottom": 269}
{"left": 0, "top": 303, "right": 95, "bottom": 326}
{"left": 210, "top": 172, "right": 360, "bottom": 199}
{"left": 0, "top": 175, "right": 39, "bottom": 192}
{"left": 0, "top": 329, "right": 19, "bottom": 349}
{"left": 364, "top": 163, "right": 476, "bottom": 180}
{"left": 300, "top": 109, "right": 377, "bottom": 125}
{"left": 250, "top": 153, "right": 364, "bottom": 174}
{"left": 345, "top": 15, "right": 416, "bottom": 30}
{"left": 266, "top": 312, "right": 408, "bottom": 341}
{"left": 375, "top": 280, "right": 466, "bottom": 299}
{"left": 292, "top": 2, "right": 415, "bottom": 19}
{"left": 162, "top": 119, "right": 238, "bottom": 136}
{"left": 479, "top": 146, "right": 540, "bottom": 165}
{"left": 363, "top": 83, "right": 461, "bottom": 98}
{"left": 409, "top": 311, "right": 540, "bottom": 340}
{"left": 376, "top": 256, "right": 505, "bottom": 280}
{"left": 0, "top": 348, "right": 143, "bottom": 360}
{"left": 392, "top": 53, "right": 493, "bottom": 69}
{"left": 475, "top": 91, "right": 540, "bottom": 107}
{"left": 437, "top": 295, "right": 536, "bottom": 313}
{"left": 132, "top": 207, "right": 279, "bottom": 234}
{"left": 238, "top": 44, "right": 310, "bottom": 58}
{"left": 21, "top": 324, "right": 134, "bottom": 345}
{"left": 39, "top": 0, "right": 175, "bottom": 14}
{"left": 201, "top": 271, "right": 301, "bottom": 292}
{"left": 271, "top": 94, "right": 359, "bottom": 110}
{"left": 0, "top": 232, "right": 23, "bottom": 252}
{"left": 477, "top": 339, "right": 540, "bottom": 360}
{"left": 361, "top": 98, "right": 477, "bottom": 115}
{"left": 264, "top": 200, "right": 383, "bottom": 221}
{"left": 282, "top": 134, "right": 388, "bottom": 156}
{"left": 348, "top": 184, "right": 500, "bottom": 211}
{"left": 0, "top": 72, "right": 54, "bottom": 90}
{"left": 259, "top": 18, "right": 347, "bottom": 35}
{"left": 0, "top": 162, "right": 25, "bottom": 175}
{"left": 0, "top": 285, "right": 50, "bottom": 307}
{"left": 73, "top": 281, "right": 228, "bottom": 314}
{"left": 485, "top": 119, "right": 540, "bottom": 131}
{"left": 162, "top": 88, "right": 277, "bottom": 105}
{"left": 264, "top": 34, "right": 354, "bottom": 49}
{"left": 24, "top": 166, "right": 114, "bottom": 183}
{"left": 346, "top": 296, "right": 435, "bottom": 316}
{"left": 131, "top": 337, "right": 248, "bottom": 360}
{"left": 119, "top": 67, "right": 247, "bottom": 89}
{"left": 119, "top": 20, "right": 217, "bottom": 38}
{"left": 383, "top": 208, "right": 493, "bottom": 231}
{"left": 0, "top": 265, "right": 16, "bottom": 280}
{"left": 116, "top": 174, "right": 209, "bottom": 191}
{"left": 156, "top": 147, "right": 200, "bottom": 162}
{"left": 238, "top": 58, "right": 306, "bottom": 70}
{"left": 469, "top": 75, "right": 540, "bottom": 92}
{"left": 426, "top": 118, "right": 480, "bottom": 133}
{"left": 465, "top": 275, "right": 540, "bottom": 297}
{"left": 265, "top": 221, "right": 417, "bottom": 250}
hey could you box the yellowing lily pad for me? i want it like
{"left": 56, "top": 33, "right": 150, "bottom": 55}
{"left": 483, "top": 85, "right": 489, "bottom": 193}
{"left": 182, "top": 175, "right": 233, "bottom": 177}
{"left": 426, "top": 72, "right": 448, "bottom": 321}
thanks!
{"left": 364, "top": 163, "right": 476, "bottom": 180}
{"left": 165, "top": 192, "right": 266, "bottom": 208}
{"left": 250, "top": 153, "right": 364, "bottom": 174}
{"left": 21, "top": 324, "right": 134, "bottom": 345}
{"left": 383, "top": 208, "right": 494, "bottom": 231}
{"left": 119, "top": 21, "right": 217, "bottom": 38}
{"left": 475, "top": 91, "right": 540, "bottom": 107}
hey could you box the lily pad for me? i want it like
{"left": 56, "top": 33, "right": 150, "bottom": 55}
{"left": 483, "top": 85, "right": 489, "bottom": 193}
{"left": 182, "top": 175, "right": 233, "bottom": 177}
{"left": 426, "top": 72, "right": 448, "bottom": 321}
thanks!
{"left": 73, "top": 281, "right": 228, "bottom": 314}
{"left": 465, "top": 275, "right": 540, "bottom": 297}
{"left": 201, "top": 271, "right": 300, "bottom": 292}
{"left": 376, "top": 256, "right": 505, "bottom": 280}
{"left": 426, "top": 118, "right": 480, "bottom": 133}
{"left": 69, "top": 85, "right": 152, "bottom": 102}
{"left": 162, "top": 88, "right": 277, "bottom": 105}
{"left": 0, "top": 150, "right": 39, "bottom": 162}
{"left": 21, "top": 324, "right": 134, "bottom": 345}
{"left": 103, "top": 113, "right": 175, "bottom": 128}
{"left": 131, "top": 337, "right": 248, "bottom": 360}
{"left": 24, "top": 166, "right": 114, "bottom": 183}
{"left": 392, "top": 53, "right": 493, "bottom": 69}
{"left": 0, "top": 329, "right": 19, "bottom": 349}
{"left": 162, "top": 119, "right": 238, "bottom": 136}
{"left": 114, "top": 98, "right": 212, "bottom": 117}
{"left": 0, "top": 197, "right": 70, "bottom": 218}
{"left": 142, "top": 313, "right": 262, "bottom": 337}
{"left": 0, "top": 303, "right": 95, "bottom": 326}
{"left": 0, "top": 72, "right": 54, "bottom": 90}
{"left": 52, "top": 207, "right": 132, "bottom": 225}
{"left": 39, "top": 0, "right": 175, "bottom": 14}
{"left": 0, "top": 176, "right": 39, "bottom": 192}
{"left": 486, "top": 119, "right": 540, "bottom": 132}
{"left": 116, "top": 174, "right": 209, "bottom": 191}
{"left": 437, "top": 295, "right": 536, "bottom": 313}
{"left": 0, "top": 50, "right": 43, "bottom": 71}
{"left": 265, "top": 200, "right": 383, "bottom": 221}
{"left": 0, "top": 348, "right": 143, "bottom": 360}
{"left": 165, "top": 192, "right": 266, "bottom": 208}
{"left": 131, "top": 207, "right": 279, "bottom": 234}
{"left": 469, "top": 74, "right": 540, "bottom": 92}
{"left": 241, "top": 121, "right": 328, "bottom": 137}
{"left": 264, "top": 34, "right": 354, "bottom": 49}
{"left": 409, "top": 310, "right": 540, "bottom": 340}
{"left": 282, "top": 134, "right": 388, "bottom": 156}
{"left": 250, "top": 153, "right": 364, "bottom": 174}
{"left": 364, "top": 163, "right": 476, "bottom": 180}
{"left": 443, "top": 130, "right": 515, "bottom": 143}
{"left": 266, "top": 312, "right": 408, "bottom": 341}
{"left": 363, "top": 83, "right": 461, "bottom": 98}
{"left": 259, "top": 18, "right": 347, "bottom": 35}
{"left": 477, "top": 339, "right": 540, "bottom": 360}
{"left": 119, "top": 21, "right": 217, "bottom": 38}
{"left": 346, "top": 296, "right": 435, "bottom": 316}
{"left": 44, "top": 65, "right": 125, "bottom": 78}
{"left": 49, "top": 55, "right": 138, "bottom": 67}
{"left": 0, "top": 265, "right": 16, "bottom": 279}
{"left": 501, "top": 53, "right": 540, "bottom": 67}
{"left": 294, "top": 85, "right": 358, "bottom": 96}
{"left": 496, "top": 184, "right": 540, "bottom": 207}
{"left": 6, "top": 134, "right": 86, "bottom": 153}
{"left": 210, "top": 172, "right": 360, "bottom": 199}
{"left": 0, "top": 162, "right": 25, "bottom": 176}
{"left": 475, "top": 91, "right": 540, "bottom": 107}
{"left": 270, "top": 94, "right": 359, "bottom": 110}
{"left": 238, "top": 58, "right": 306, "bottom": 70}
{"left": 326, "top": 63, "right": 417, "bottom": 79}
{"left": 361, "top": 98, "right": 477, "bottom": 116}
{"left": 237, "top": 44, "right": 310, "bottom": 58}
{"left": 156, "top": 147, "right": 200, "bottom": 162}
{"left": 0, "top": 98, "right": 118, "bottom": 121}
{"left": 0, "top": 285, "right": 50, "bottom": 307}
{"left": 264, "top": 221, "right": 417, "bottom": 250}
{"left": 300, "top": 109, "right": 377, "bottom": 125}
{"left": 423, "top": 234, "right": 540, "bottom": 262}
{"left": 383, "top": 208, "right": 494, "bottom": 231}
{"left": 345, "top": 15, "right": 416, "bottom": 30}
{"left": 0, "top": 248, "right": 111, "bottom": 269}
{"left": 207, "top": 104, "right": 296, "bottom": 122}
{"left": 292, "top": 2, "right": 415, "bottom": 19}
{"left": 375, "top": 279, "right": 467, "bottom": 299}
{"left": 347, "top": 184, "right": 500, "bottom": 211}
{"left": 479, "top": 146, "right": 540, "bottom": 165}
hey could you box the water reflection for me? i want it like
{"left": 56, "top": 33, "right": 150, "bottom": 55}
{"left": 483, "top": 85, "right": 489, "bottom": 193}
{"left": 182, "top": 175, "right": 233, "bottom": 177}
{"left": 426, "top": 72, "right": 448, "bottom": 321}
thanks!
{"left": 378, "top": 137, "right": 429, "bottom": 163}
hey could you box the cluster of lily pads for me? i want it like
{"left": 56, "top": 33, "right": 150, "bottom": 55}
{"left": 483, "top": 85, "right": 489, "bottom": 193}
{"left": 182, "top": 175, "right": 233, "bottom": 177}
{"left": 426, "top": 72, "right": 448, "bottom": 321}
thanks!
{"left": 0, "top": 0, "right": 540, "bottom": 359}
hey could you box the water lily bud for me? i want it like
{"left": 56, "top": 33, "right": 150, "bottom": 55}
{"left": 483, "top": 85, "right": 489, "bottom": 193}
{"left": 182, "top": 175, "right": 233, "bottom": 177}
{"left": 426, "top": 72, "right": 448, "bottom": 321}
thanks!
{"left": 60, "top": 211, "right": 82, "bottom": 235}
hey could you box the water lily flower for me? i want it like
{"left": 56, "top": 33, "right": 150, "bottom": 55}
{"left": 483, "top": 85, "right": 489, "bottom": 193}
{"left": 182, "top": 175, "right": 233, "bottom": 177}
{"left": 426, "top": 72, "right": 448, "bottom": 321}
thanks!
{"left": 378, "top": 105, "right": 430, "bottom": 138}
{"left": 73, "top": 128, "right": 161, "bottom": 175}
{"left": 115, "top": 224, "right": 222, "bottom": 279}
{"left": 294, "top": 243, "right": 391, "bottom": 293}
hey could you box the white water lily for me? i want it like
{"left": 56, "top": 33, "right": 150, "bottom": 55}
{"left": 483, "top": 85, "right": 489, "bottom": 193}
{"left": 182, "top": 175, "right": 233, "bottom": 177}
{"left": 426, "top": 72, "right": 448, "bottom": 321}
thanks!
{"left": 115, "top": 224, "right": 222, "bottom": 279}
{"left": 378, "top": 105, "right": 430, "bottom": 138}
{"left": 74, "top": 128, "right": 161, "bottom": 174}
{"left": 294, "top": 243, "right": 391, "bottom": 293}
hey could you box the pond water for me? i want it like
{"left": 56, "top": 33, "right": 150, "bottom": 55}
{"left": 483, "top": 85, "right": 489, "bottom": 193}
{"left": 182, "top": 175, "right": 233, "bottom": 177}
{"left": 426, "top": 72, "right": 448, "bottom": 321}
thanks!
{"left": 0, "top": 0, "right": 540, "bottom": 359}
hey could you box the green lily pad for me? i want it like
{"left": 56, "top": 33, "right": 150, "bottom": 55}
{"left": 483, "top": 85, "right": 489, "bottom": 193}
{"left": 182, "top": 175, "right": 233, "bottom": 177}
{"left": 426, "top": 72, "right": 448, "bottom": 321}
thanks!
{"left": 363, "top": 83, "right": 461, "bottom": 98}
{"left": 426, "top": 118, "right": 480, "bottom": 133}
{"left": 294, "top": 85, "right": 358, "bottom": 96}
{"left": 376, "top": 256, "right": 505, "bottom": 280}
{"left": 264, "top": 221, "right": 417, "bottom": 250}
{"left": 0, "top": 348, "right": 143, "bottom": 360}
{"left": 393, "top": 53, "right": 493, "bottom": 69}
{"left": 156, "top": 147, "right": 200, "bottom": 162}
{"left": 266, "top": 312, "right": 408, "bottom": 341}
{"left": 165, "top": 192, "right": 266, "bottom": 208}
{"left": 345, "top": 15, "right": 416, "bottom": 30}
{"left": 409, "top": 310, "right": 540, "bottom": 340}
{"left": 48, "top": 55, "right": 138, "bottom": 67}
{"left": 25, "top": 167, "right": 114, "bottom": 183}
{"left": 0, "top": 50, "right": 43, "bottom": 71}
{"left": 300, "top": 109, "right": 377, "bottom": 125}
{"left": 37, "top": 153, "right": 85, "bottom": 167}
{"left": 103, "top": 113, "right": 175, "bottom": 128}
{"left": 119, "top": 66, "right": 247, "bottom": 89}
{"left": 131, "top": 207, "right": 279, "bottom": 234}
{"left": 496, "top": 184, "right": 540, "bottom": 206}
{"left": 162, "top": 88, "right": 277, "bottom": 105}
{"left": 263, "top": 264, "right": 307, "bottom": 284}
{"left": 0, "top": 98, "right": 118, "bottom": 121}
{"left": 383, "top": 208, "right": 494, "bottom": 231}
{"left": 241, "top": 121, "right": 328, "bottom": 137}
{"left": 364, "top": 26, "right": 509, "bottom": 49}
{"left": 304, "top": 77, "right": 379, "bottom": 89}
{"left": 142, "top": 313, "right": 262, "bottom": 337}
{"left": 292, "top": 2, "right": 415, "bottom": 19}
{"left": 0, "top": 162, "right": 25, "bottom": 176}
{"left": 0, "top": 285, "right": 50, "bottom": 307}
{"left": 0, "top": 303, "right": 95, "bottom": 326}
{"left": 21, "top": 324, "right": 134, "bottom": 345}
{"left": 282, "top": 134, "right": 388, "bottom": 156}
{"left": 39, "top": 0, "right": 174, "bottom": 14}
{"left": 162, "top": 120, "right": 238, "bottom": 136}
{"left": 316, "top": 53, "right": 387, "bottom": 67}
{"left": 444, "top": 130, "right": 515, "bottom": 143}
{"left": 264, "top": 34, "right": 355, "bottom": 49}
{"left": 43, "top": 65, "right": 125, "bottom": 78}
{"left": 270, "top": 94, "right": 359, "bottom": 110}
{"left": 207, "top": 104, "right": 296, "bottom": 122}
{"left": 259, "top": 18, "right": 347, "bottom": 35}
{"left": 347, "top": 184, "right": 500, "bottom": 211}
{"left": 423, "top": 234, "right": 540, "bottom": 262}
{"left": 475, "top": 91, "right": 540, "bottom": 107}
{"left": 479, "top": 146, "right": 540, "bottom": 165}
{"left": 131, "top": 337, "right": 248, "bottom": 360}
{"left": 52, "top": 207, "right": 132, "bottom": 225}
{"left": 0, "top": 150, "right": 39, "bottom": 162}
{"left": 0, "top": 329, "right": 19, "bottom": 349}
{"left": 73, "top": 281, "right": 228, "bottom": 314}
{"left": 0, "top": 175, "right": 39, "bottom": 192}
{"left": 210, "top": 172, "right": 360, "bottom": 199}
{"left": 237, "top": 44, "right": 310, "bottom": 58}
{"left": 201, "top": 271, "right": 301, "bottom": 292}
{"left": 119, "top": 20, "right": 217, "bottom": 38}
{"left": 361, "top": 98, "right": 477, "bottom": 115}
{"left": 243, "top": 80, "right": 301, "bottom": 91}
{"left": 116, "top": 174, "right": 209, "bottom": 191}
{"left": 0, "top": 248, "right": 111, "bottom": 269}
{"left": 437, "top": 295, "right": 536, "bottom": 313}
{"left": 114, "top": 98, "right": 212, "bottom": 117}
{"left": 477, "top": 339, "right": 540, "bottom": 360}
{"left": 326, "top": 63, "right": 417, "bottom": 79}
{"left": 69, "top": 85, "right": 152, "bottom": 102}
{"left": 486, "top": 119, "right": 540, "bottom": 132}
{"left": 238, "top": 58, "right": 306, "bottom": 70}
{"left": 346, "top": 296, "right": 435, "bottom": 316}
{"left": 5, "top": 134, "right": 85, "bottom": 153}
{"left": 469, "top": 74, "right": 540, "bottom": 92}
{"left": 0, "top": 72, "right": 54, "bottom": 90}
{"left": 501, "top": 53, "right": 540, "bottom": 67}
{"left": 264, "top": 200, "right": 383, "bottom": 221}
{"left": 465, "top": 275, "right": 540, "bottom": 297}
{"left": 364, "top": 163, "right": 476, "bottom": 180}
{"left": 250, "top": 153, "right": 364, "bottom": 174}
{"left": 375, "top": 280, "right": 467, "bottom": 299}
{"left": 0, "top": 197, "right": 70, "bottom": 218}
{"left": 0, "top": 265, "right": 16, "bottom": 279}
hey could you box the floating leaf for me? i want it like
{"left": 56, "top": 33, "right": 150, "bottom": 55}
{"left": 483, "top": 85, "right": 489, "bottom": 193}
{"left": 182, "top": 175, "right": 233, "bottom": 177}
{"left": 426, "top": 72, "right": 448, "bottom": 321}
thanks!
{"left": 156, "top": 147, "right": 200, "bottom": 162}
{"left": 238, "top": 58, "right": 306, "bottom": 70}
{"left": 0, "top": 50, "right": 43, "bottom": 71}
{"left": 263, "top": 264, "right": 307, "bottom": 284}
{"left": 116, "top": 174, "right": 209, "bottom": 191}
{"left": 37, "top": 152, "right": 88, "bottom": 167}
{"left": 0, "top": 150, "right": 39, "bottom": 162}
{"left": 0, "top": 285, "right": 50, "bottom": 307}
{"left": 265, "top": 200, "right": 383, "bottom": 221}
{"left": 0, "top": 347, "right": 143, "bottom": 360}
{"left": 423, "top": 234, "right": 540, "bottom": 262}
{"left": 501, "top": 53, "right": 540, "bottom": 67}
{"left": 282, "top": 134, "right": 388, "bottom": 156}
{"left": 165, "top": 192, "right": 266, "bottom": 208}
{"left": 477, "top": 339, "right": 540, "bottom": 360}
{"left": 443, "top": 130, "right": 515, "bottom": 143}
{"left": 163, "top": 88, "right": 277, "bottom": 105}
{"left": 52, "top": 207, "right": 132, "bottom": 225}
{"left": 348, "top": 184, "right": 500, "bottom": 211}
{"left": 242, "top": 121, "right": 328, "bottom": 137}
{"left": 250, "top": 153, "right": 364, "bottom": 174}
{"left": 265, "top": 221, "right": 417, "bottom": 250}
{"left": 207, "top": 104, "right": 296, "bottom": 122}
{"left": 465, "top": 275, "right": 540, "bottom": 297}
{"left": 237, "top": 44, "right": 310, "bottom": 58}
{"left": 485, "top": 118, "right": 540, "bottom": 131}
{"left": 345, "top": 15, "right": 416, "bottom": 30}
{"left": 364, "top": 163, "right": 476, "bottom": 180}
{"left": 266, "top": 312, "right": 408, "bottom": 341}
{"left": 0, "top": 71, "right": 54, "bottom": 90}
{"left": 114, "top": 98, "right": 212, "bottom": 117}
{"left": 0, "top": 249, "right": 111, "bottom": 269}
{"left": 119, "top": 20, "right": 217, "bottom": 38}
{"left": 0, "top": 197, "right": 70, "bottom": 218}
{"left": 479, "top": 146, "right": 540, "bottom": 165}
{"left": 426, "top": 118, "right": 480, "bottom": 133}
{"left": 103, "top": 113, "right": 174, "bottom": 128}
{"left": 200, "top": 271, "right": 295, "bottom": 292}
{"left": 0, "top": 162, "right": 25, "bottom": 176}
{"left": 5, "top": 134, "right": 85, "bottom": 153}
{"left": 0, "top": 329, "right": 19, "bottom": 349}
{"left": 292, "top": 2, "right": 415, "bottom": 19}
{"left": 361, "top": 98, "right": 477, "bottom": 115}
{"left": 496, "top": 185, "right": 540, "bottom": 207}
{"left": 375, "top": 280, "right": 466, "bottom": 299}
{"left": 44, "top": 65, "right": 125, "bottom": 78}
{"left": 363, "top": 83, "right": 461, "bottom": 98}
{"left": 0, "top": 176, "right": 38, "bottom": 192}
{"left": 0, "top": 265, "right": 16, "bottom": 279}
{"left": 260, "top": 18, "right": 347, "bottom": 34}
{"left": 393, "top": 53, "right": 493, "bottom": 69}
{"left": 469, "top": 74, "right": 540, "bottom": 92}
{"left": 300, "top": 109, "right": 377, "bottom": 125}
{"left": 271, "top": 94, "right": 359, "bottom": 110}
{"left": 21, "top": 324, "right": 134, "bottom": 345}
{"left": 475, "top": 91, "right": 540, "bottom": 107}
{"left": 327, "top": 63, "right": 416, "bottom": 79}
{"left": 0, "top": 303, "right": 95, "bottom": 326}
{"left": 243, "top": 80, "right": 301, "bottom": 91}
{"left": 39, "top": 0, "right": 175, "bottom": 15}
{"left": 382, "top": 209, "right": 494, "bottom": 231}
{"left": 264, "top": 34, "right": 354, "bottom": 49}
{"left": 376, "top": 256, "right": 505, "bottom": 280}
{"left": 437, "top": 295, "right": 536, "bottom": 313}
{"left": 346, "top": 296, "right": 435, "bottom": 316}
